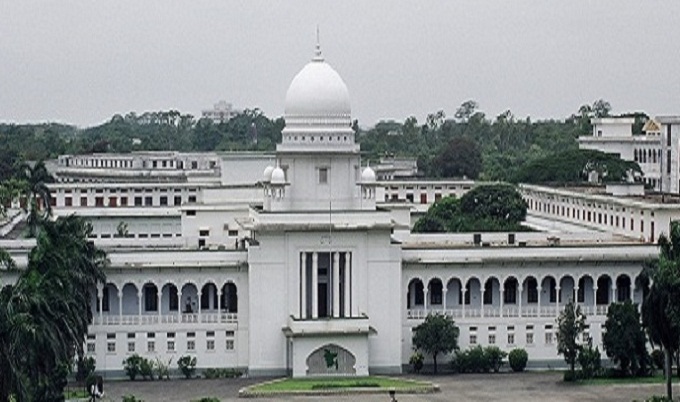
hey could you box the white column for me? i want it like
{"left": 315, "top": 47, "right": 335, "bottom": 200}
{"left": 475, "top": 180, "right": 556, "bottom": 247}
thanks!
{"left": 442, "top": 289, "right": 448, "bottom": 311}
{"left": 537, "top": 286, "right": 542, "bottom": 317}
{"left": 518, "top": 286, "right": 523, "bottom": 318}
{"left": 593, "top": 287, "right": 598, "bottom": 312}
{"left": 611, "top": 286, "right": 617, "bottom": 305}
{"left": 333, "top": 252, "right": 340, "bottom": 318}
{"left": 217, "top": 288, "right": 222, "bottom": 322}
{"left": 312, "top": 252, "right": 318, "bottom": 319}
{"left": 197, "top": 291, "right": 202, "bottom": 322}
{"left": 157, "top": 289, "right": 162, "bottom": 318}
{"left": 499, "top": 289, "right": 504, "bottom": 318}
{"left": 555, "top": 286, "right": 560, "bottom": 315}
{"left": 137, "top": 289, "right": 142, "bottom": 320}
{"left": 300, "top": 252, "right": 307, "bottom": 319}
{"left": 574, "top": 286, "right": 580, "bottom": 305}
{"left": 118, "top": 289, "right": 123, "bottom": 322}
{"left": 424, "top": 289, "right": 429, "bottom": 314}
{"left": 480, "top": 289, "right": 485, "bottom": 317}
{"left": 343, "top": 252, "right": 350, "bottom": 318}
{"left": 177, "top": 286, "right": 183, "bottom": 322}
{"left": 97, "top": 286, "right": 103, "bottom": 324}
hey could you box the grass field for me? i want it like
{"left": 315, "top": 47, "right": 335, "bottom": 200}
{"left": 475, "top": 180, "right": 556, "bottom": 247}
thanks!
{"left": 248, "top": 376, "right": 433, "bottom": 392}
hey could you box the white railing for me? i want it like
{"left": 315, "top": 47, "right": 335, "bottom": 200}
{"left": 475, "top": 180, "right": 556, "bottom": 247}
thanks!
{"left": 407, "top": 303, "right": 610, "bottom": 320}
{"left": 95, "top": 313, "right": 238, "bottom": 326}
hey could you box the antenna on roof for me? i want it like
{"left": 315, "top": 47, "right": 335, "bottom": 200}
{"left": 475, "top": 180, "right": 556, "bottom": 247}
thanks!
{"left": 313, "top": 25, "right": 323, "bottom": 61}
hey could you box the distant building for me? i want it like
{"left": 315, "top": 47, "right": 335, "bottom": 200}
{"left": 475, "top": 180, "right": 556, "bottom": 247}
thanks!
{"left": 201, "top": 100, "right": 240, "bottom": 124}
{"left": 578, "top": 116, "right": 680, "bottom": 192}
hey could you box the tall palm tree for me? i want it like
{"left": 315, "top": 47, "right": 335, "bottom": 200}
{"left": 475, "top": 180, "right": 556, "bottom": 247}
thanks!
{"left": 18, "top": 160, "right": 54, "bottom": 237}
{"left": 641, "top": 221, "right": 680, "bottom": 401}
{"left": 0, "top": 216, "right": 107, "bottom": 400}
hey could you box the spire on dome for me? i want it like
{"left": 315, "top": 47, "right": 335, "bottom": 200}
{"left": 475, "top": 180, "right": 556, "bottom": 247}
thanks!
{"left": 313, "top": 25, "right": 324, "bottom": 62}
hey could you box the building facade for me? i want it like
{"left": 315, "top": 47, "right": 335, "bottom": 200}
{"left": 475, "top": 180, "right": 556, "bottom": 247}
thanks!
{"left": 0, "top": 48, "right": 669, "bottom": 377}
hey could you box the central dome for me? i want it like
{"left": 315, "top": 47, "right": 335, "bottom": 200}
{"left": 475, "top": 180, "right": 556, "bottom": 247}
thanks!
{"left": 284, "top": 48, "right": 351, "bottom": 124}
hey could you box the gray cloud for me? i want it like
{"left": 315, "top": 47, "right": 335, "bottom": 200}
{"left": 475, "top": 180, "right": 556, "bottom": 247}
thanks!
{"left": 1, "top": 0, "right": 678, "bottom": 127}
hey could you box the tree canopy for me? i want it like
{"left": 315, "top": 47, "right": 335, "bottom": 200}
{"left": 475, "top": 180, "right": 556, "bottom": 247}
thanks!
{"left": 641, "top": 221, "right": 680, "bottom": 400}
{"left": 413, "top": 184, "right": 528, "bottom": 233}
{"left": 0, "top": 216, "right": 107, "bottom": 401}
{"left": 556, "top": 301, "right": 587, "bottom": 375}
{"left": 602, "top": 301, "right": 649, "bottom": 376}
{"left": 510, "top": 149, "right": 642, "bottom": 184}
{"left": 412, "top": 313, "right": 459, "bottom": 374}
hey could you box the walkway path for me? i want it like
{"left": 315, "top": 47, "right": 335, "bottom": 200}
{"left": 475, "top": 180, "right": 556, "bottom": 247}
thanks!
{"left": 103, "top": 371, "right": 679, "bottom": 401}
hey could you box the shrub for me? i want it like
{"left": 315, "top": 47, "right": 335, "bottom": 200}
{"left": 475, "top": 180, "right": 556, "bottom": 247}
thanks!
{"left": 75, "top": 356, "right": 96, "bottom": 382}
{"left": 650, "top": 350, "right": 664, "bottom": 371}
{"left": 508, "top": 348, "right": 528, "bottom": 372}
{"left": 409, "top": 352, "right": 424, "bottom": 374}
{"left": 453, "top": 345, "right": 491, "bottom": 373}
{"left": 485, "top": 346, "right": 507, "bottom": 373}
{"left": 123, "top": 396, "right": 144, "bottom": 402}
{"left": 178, "top": 355, "right": 197, "bottom": 379}
{"left": 139, "top": 357, "right": 155, "bottom": 380}
{"left": 578, "top": 341, "right": 601, "bottom": 379}
{"left": 123, "top": 354, "right": 144, "bottom": 381}
{"left": 203, "top": 368, "right": 220, "bottom": 379}
{"left": 563, "top": 370, "right": 579, "bottom": 382}
{"left": 155, "top": 357, "right": 172, "bottom": 380}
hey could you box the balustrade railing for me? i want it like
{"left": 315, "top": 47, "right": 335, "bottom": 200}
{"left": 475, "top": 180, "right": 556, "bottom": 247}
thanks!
{"left": 407, "top": 303, "right": 610, "bottom": 320}
{"left": 95, "top": 312, "right": 238, "bottom": 326}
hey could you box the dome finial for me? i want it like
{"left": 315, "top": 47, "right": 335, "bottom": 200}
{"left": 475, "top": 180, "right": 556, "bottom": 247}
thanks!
{"left": 313, "top": 25, "right": 324, "bottom": 62}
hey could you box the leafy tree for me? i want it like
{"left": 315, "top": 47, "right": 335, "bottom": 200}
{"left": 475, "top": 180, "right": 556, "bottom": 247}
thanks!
{"left": 556, "top": 301, "right": 587, "bottom": 376}
{"left": 459, "top": 184, "right": 527, "bottom": 223}
{"left": 431, "top": 136, "right": 482, "bottom": 179}
{"left": 510, "top": 149, "right": 642, "bottom": 184}
{"left": 641, "top": 222, "right": 680, "bottom": 400}
{"left": 577, "top": 340, "right": 601, "bottom": 379}
{"left": 412, "top": 313, "right": 459, "bottom": 374}
{"left": 602, "top": 301, "right": 649, "bottom": 376}
{"left": 177, "top": 355, "right": 197, "bottom": 379}
{"left": 0, "top": 216, "right": 107, "bottom": 401}
{"left": 454, "top": 100, "right": 479, "bottom": 122}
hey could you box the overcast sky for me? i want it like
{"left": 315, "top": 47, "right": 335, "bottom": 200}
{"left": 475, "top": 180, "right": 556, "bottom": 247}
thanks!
{"left": 1, "top": 1, "right": 679, "bottom": 128}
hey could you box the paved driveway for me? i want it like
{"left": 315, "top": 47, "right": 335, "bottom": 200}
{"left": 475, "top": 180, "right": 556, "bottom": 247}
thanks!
{"left": 103, "top": 371, "right": 679, "bottom": 402}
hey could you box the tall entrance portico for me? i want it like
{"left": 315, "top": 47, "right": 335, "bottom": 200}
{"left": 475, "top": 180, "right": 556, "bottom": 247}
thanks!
{"left": 244, "top": 44, "right": 402, "bottom": 377}
{"left": 299, "top": 251, "right": 353, "bottom": 319}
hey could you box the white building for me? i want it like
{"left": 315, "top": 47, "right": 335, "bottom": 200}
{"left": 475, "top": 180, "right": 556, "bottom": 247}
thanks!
{"left": 578, "top": 116, "right": 680, "bottom": 192}
{"left": 201, "top": 100, "right": 240, "bottom": 124}
{"left": 0, "top": 47, "right": 671, "bottom": 377}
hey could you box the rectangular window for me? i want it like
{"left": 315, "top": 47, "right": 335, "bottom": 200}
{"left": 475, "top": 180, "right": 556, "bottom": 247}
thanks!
{"left": 80, "top": 197, "right": 88, "bottom": 207}
{"left": 128, "top": 342, "right": 135, "bottom": 352}
{"left": 120, "top": 197, "right": 128, "bottom": 207}
{"left": 87, "top": 343, "right": 95, "bottom": 353}
{"left": 318, "top": 167, "right": 328, "bottom": 184}
{"left": 469, "top": 334, "right": 477, "bottom": 345}
{"left": 488, "top": 334, "right": 496, "bottom": 344}
{"left": 187, "top": 340, "right": 195, "bottom": 351}
{"left": 95, "top": 197, "right": 104, "bottom": 207}
{"left": 507, "top": 333, "right": 515, "bottom": 345}
{"left": 134, "top": 197, "right": 143, "bottom": 206}
{"left": 107, "top": 342, "right": 116, "bottom": 353}
{"left": 160, "top": 196, "right": 168, "bottom": 206}
{"left": 188, "top": 195, "right": 197, "bottom": 203}
{"left": 207, "top": 340, "right": 215, "bottom": 351}
{"left": 174, "top": 196, "right": 182, "bottom": 206}
{"left": 64, "top": 197, "right": 72, "bottom": 207}
{"left": 226, "top": 340, "right": 234, "bottom": 350}
{"left": 526, "top": 333, "right": 534, "bottom": 345}
{"left": 199, "top": 229, "right": 209, "bottom": 237}
{"left": 144, "top": 196, "right": 153, "bottom": 206}
{"left": 167, "top": 341, "right": 175, "bottom": 352}
{"left": 148, "top": 341, "right": 155, "bottom": 352}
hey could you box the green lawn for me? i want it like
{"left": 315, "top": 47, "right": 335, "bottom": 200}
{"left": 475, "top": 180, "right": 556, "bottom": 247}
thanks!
{"left": 249, "top": 376, "right": 432, "bottom": 392}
